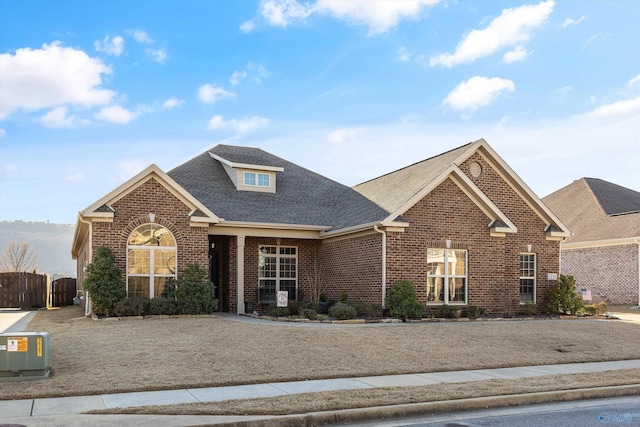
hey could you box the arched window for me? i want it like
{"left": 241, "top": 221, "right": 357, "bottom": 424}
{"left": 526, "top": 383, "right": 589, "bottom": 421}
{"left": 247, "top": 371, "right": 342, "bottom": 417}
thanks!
{"left": 127, "top": 223, "right": 177, "bottom": 298}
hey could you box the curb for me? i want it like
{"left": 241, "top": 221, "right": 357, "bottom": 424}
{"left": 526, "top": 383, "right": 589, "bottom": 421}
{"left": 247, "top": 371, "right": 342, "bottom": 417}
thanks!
{"left": 207, "top": 384, "right": 640, "bottom": 427}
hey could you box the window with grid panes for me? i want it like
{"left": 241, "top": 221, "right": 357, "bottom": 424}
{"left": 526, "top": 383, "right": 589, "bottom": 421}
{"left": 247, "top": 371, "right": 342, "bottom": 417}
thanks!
{"left": 427, "top": 249, "right": 467, "bottom": 305}
{"left": 519, "top": 253, "right": 536, "bottom": 303}
{"left": 258, "top": 245, "right": 297, "bottom": 302}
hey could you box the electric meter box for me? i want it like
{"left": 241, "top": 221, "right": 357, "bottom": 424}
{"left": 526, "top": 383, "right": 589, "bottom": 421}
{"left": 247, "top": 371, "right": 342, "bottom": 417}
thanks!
{"left": 0, "top": 332, "right": 50, "bottom": 380}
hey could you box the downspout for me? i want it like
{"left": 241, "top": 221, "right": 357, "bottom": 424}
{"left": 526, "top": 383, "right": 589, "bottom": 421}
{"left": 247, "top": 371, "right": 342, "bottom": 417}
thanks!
{"left": 77, "top": 215, "right": 92, "bottom": 316}
{"left": 374, "top": 225, "right": 387, "bottom": 308}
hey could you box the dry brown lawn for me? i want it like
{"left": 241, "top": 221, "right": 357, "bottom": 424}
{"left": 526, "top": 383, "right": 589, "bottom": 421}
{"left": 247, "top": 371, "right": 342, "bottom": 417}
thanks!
{"left": 2, "top": 305, "right": 640, "bottom": 402}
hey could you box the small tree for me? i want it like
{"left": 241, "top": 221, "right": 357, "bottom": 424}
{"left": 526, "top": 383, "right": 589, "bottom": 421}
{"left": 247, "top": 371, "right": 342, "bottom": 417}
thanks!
{"left": 386, "top": 280, "right": 426, "bottom": 319}
{"left": 0, "top": 241, "right": 39, "bottom": 272}
{"left": 176, "top": 263, "right": 218, "bottom": 314}
{"left": 546, "top": 274, "right": 583, "bottom": 315}
{"left": 83, "top": 246, "right": 126, "bottom": 316}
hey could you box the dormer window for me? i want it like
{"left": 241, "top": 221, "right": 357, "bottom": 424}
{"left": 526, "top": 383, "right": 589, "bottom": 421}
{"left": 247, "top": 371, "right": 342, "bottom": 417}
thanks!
{"left": 209, "top": 151, "right": 284, "bottom": 194}
{"left": 244, "top": 172, "right": 270, "bottom": 188}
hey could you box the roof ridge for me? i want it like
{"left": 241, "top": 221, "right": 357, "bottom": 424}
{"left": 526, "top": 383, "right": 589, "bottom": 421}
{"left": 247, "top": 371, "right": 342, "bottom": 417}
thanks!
{"left": 354, "top": 141, "right": 474, "bottom": 187}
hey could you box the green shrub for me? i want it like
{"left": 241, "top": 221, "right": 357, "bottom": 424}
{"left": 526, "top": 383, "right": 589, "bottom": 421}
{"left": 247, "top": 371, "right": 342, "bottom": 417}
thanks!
{"left": 300, "top": 308, "right": 318, "bottom": 320}
{"left": 434, "top": 304, "right": 453, "bottom": 318}
{"left": 112, "top": 297, "right": 149, "bottom": 317}
{"left": 299, "top": 301, "right": 320, "bottom": 312}
{"left": 268, "top": 302, "right": 290, "bottom": 317}
{"left": 464, "top": 305, "right": 486, "bottom": 320}
{"left": 546, "top": 275, "right": 583, "bottom": 315}
{"left": 520, "top": 302, "right": 536, "bottom": 316}
{"left": 175, "top": 264, "right": 218, "bottom": 314}
{"left": 328, "top": 302, "right": 357, "bottom": 320}
{"left": 82, "top": 246, "right": 127, "bottom": 316}
{"left": 581, "top": 305, "right": 598, "bottom": 316}
{"left": 595, "top": 301, "right": 608, "bottom": 315}
{"left": 148, "top": 297, "right": 180, "bottom": 315}
{"left": 287, "top": 300, "right": 299, "bottom": 316}
{"left": 319, "top": 292, "right": 327, "bottom": 302}
{"left": 386, "top": 281, "right": 426, "bottom": 319}
{"left": 339, "top": 291, "right": 349, "bottom": 304}
{"left": 356, "top": 302, "right": 383, "bottom": 318}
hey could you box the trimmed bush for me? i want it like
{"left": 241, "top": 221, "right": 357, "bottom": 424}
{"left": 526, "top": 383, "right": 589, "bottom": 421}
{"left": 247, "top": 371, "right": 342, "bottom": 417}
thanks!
{"left": 148, "top": 297, "right": 181, "bottom": 315}
{"left": 328, "top": 302, "right": 357, "bottom": 320}
{"left": 546, "top": 275, "right": 583, "bottom": 315}
{"left": 112, "top": 297, "right": 149, "bottom": 317}
{"left": 300, "top": 308, "right": 318, "bottom": 320}
{"left": 175, "top": 264, "right": 218, "bottom": 314}
{"left": 82, "top": 246, "right": 127, "bottom": 316}
{"left": 355, "top": 302, "right": 383, "bottom": 318}
{"left": 386, "top": 280, "right": 426, "bottom": 319}
{"left": 268, "top": 302, "right": 290, "bottom": 317}
{"left": 464, "top": 305, "right": 486, "bottom": 320}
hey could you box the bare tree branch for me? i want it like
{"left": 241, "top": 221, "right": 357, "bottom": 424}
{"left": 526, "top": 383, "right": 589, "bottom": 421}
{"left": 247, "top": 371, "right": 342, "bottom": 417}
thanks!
{"left": 0, "top": 241, "right": 39, "bottom": 272}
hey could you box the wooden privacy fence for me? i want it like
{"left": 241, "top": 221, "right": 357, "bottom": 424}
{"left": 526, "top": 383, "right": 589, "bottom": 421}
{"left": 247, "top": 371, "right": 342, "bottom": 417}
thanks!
{"left": 0, "top": 272, "right": 47, "bottom": 309}
{"left": 50, "top": 277, "right": 77, "bottom": 307}
{"left": 0, "top": 273, "right": 78, "bottom": 309}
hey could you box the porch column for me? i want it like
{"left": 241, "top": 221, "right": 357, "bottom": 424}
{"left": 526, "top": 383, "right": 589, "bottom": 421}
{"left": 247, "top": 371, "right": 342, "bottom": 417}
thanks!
{"left": 236, "top": 235, "right": 245, "bottom": 314}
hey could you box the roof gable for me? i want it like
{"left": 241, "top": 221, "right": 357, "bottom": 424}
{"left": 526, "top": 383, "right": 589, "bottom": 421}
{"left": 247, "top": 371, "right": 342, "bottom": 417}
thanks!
{"left": 354, "top": 138, "right": 569, "bottom": 239}
{"left": 79, "top": 164, "right": 219, "bottom": 223}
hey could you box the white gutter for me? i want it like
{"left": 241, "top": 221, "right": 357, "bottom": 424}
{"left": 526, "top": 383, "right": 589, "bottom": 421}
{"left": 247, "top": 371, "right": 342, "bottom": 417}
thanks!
{"left": 374, "top": 225, "right": 387, "bottom": 309}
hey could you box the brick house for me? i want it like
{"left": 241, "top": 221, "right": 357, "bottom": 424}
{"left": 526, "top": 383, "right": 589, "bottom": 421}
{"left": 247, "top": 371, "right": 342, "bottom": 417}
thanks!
{"left": 543, "top": 178, "right": 640, "bottom": 305}
{"left": 72, "top": 138, "right": 570, "bottom": 315}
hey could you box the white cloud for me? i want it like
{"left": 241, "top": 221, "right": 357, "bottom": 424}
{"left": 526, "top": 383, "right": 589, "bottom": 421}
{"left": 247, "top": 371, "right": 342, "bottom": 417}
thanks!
{"left": 260, "top": 0, "right": 313, "bottom": 27}
{"left": 327, "top": 128, "right": 360, "bottom": 143}
{"left": 258, "top": 0, "right": 439, "bottom": 34}
{"left": 0, "top": 128, "right": 6, "bottom": 137}
{"left": 430, "top": 0, "right": 554, "bottom": 67}
{"left": 240, "top": 20, "right": 255, "bottom": 33}
{"left": 0, "top": 42, "right": 114, "bottom": 120}
{"left": 207, "top": 115, "right": 269, "bottom": 133}
{"left": 230, "top": 62, "right": 271, "bottom": 86}
{"left": 442, "top": 76, "right": 515, "bottom": 112}
{"left": 503, "top": 46, "right": 531, "bottom": 63}
{"left": 38, "top": 106, "right": 78, "bottom": 129}
{"left": 94, "top": 35, "right": 125, "bottom": 56}
{"left": 562, "top": 15, "right": 586, "bottom": 28}
{"left": 314, "top": 0, "right": 439, "bottom": 35}
{"left": 95, "top": 105, "right": 138, "bottom": 124}
{"left": 127, "top": 30, "right": 154, "bottom": 44}
{"left": 628, "top": 74, "right": 640, "bottom": 89}
{"left": 65, "top": 172, "right": 84, "bottom": 182}
{"left": 577, "top": 96, "right": 640, "bottom": 119}
{"left": 583, "top": 32, "right": 609, "bottom": 48}
{"left": 396, "top": 46, "right": 411, "bottom": 62}
{"left": 146, "top": 48, "right": 167, "bottom": 63}
{"left": 197, "top": 84, "right": 235, "bottom": 103}
{"left": 162, "top": 97, "right": 185, "bottom": 109}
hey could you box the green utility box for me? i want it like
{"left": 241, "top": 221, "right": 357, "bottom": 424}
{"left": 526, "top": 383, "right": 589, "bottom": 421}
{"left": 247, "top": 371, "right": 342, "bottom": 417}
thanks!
{"left": 0, "top": 332, "right": 50, "bottom": 380}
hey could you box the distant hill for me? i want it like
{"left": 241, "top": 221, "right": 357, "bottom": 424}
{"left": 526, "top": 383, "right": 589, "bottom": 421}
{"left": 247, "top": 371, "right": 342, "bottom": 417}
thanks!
{"left": 0, "top": 221, "right": 76, "bottom": 278}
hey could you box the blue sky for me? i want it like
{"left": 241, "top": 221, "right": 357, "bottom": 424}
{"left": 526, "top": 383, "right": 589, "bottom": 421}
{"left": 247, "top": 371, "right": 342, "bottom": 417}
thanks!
{"left": 1, "top": 0, "right": 638, "bottom": 224}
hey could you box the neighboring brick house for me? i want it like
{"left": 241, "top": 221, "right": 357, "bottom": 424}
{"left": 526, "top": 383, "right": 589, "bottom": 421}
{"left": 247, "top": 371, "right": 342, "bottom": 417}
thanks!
{"left": 72, "top": 138, "right": 570, "bottom": 315}
{"left": 543, "top": 178, "right": 640, "bottom": 305}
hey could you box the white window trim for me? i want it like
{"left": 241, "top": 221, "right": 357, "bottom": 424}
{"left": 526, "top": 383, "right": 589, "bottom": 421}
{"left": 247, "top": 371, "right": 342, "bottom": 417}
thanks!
{"left": 519, "top": 253, "right": 536, "bottom": 304}
{"left": 126, "top": 224, "right": 177, "bottom": 299}
{"left": 238, "top": 169, "right": 276, "bottom": 193}
{"left": 258, "top": 245, "right": 298, "bottom": 303}
{"left": 427, "top": 249, "right": 468, "bottom": 305}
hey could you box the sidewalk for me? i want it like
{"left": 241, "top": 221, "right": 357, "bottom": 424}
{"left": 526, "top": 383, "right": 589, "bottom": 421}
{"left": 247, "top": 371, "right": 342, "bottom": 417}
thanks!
{"left": 1, "top": 359, "right": 639, "bottom": 426}
{"left": 1, "top": 310, "right": 639, "bottom": 426}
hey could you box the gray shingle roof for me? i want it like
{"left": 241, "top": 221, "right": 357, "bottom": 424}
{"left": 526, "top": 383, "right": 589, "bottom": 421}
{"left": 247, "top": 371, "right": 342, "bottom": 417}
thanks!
{"left": 543, "top": 178, "right": 640, "bottom": 243}
{"left": 353, "top": 143, "right": 473, "bottom": 213}
{"left": 584, "top": 177, "right": 640, "bottom": 216}
{"left": 168, "top": 145, "right": 390, "bottom": 230}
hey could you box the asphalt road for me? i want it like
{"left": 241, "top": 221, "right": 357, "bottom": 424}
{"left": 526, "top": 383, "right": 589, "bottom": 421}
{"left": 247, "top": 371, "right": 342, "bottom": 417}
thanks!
{"left": 345, "top": 396, "right": 640, "bottom": 427}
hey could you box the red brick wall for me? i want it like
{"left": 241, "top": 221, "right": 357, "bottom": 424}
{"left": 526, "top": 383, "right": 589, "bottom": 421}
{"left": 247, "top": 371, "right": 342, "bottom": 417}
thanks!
{"left": 562, "top": 244, "right": 639, "bottom": 305}
{"left": 90, "top": 177, "right": 209, "bottom": 286}
{"left": 319, "top": 233, "right": 383, "bottom": 305}
{"left": 241, "top": 237, "right": 320, "bottom": 311}
{"left": 385, "top": 154, "right": 560, "bottom": 314}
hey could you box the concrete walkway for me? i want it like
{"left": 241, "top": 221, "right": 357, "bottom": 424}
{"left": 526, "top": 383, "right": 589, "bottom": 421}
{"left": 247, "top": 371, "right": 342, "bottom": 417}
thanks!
{"left": 2, "top": 310, "right": 639, "bottom": 426}
{"left": 1, "top": 359, "right": 640, "bottom": 426}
